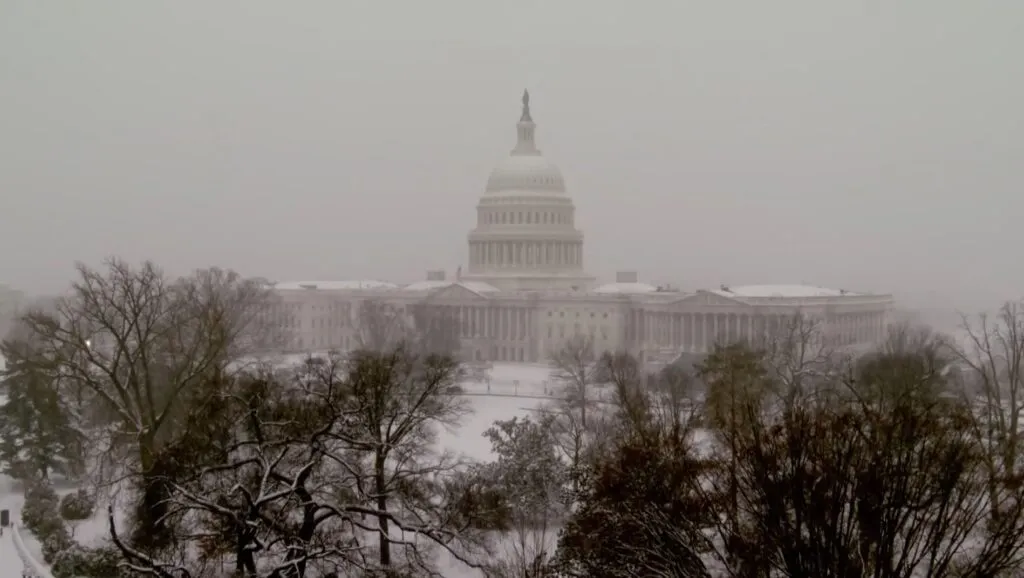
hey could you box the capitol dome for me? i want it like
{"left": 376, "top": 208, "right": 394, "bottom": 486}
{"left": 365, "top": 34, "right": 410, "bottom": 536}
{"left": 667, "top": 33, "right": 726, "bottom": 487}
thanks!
{"left": 461, "top": 90, "right": 595, "bottom": 292}
{"left": 485, "top": 154, "right": 566, "bottom": 194}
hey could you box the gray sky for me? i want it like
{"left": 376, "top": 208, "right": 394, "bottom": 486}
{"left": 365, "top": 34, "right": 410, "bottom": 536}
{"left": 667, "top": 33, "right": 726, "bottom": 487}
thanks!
{"left": 1, "top": 1, "right": 1020, "bottom": 312}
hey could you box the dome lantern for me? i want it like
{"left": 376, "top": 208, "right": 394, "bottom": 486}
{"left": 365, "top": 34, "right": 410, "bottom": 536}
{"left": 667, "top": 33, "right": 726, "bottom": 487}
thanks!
{"left": 513, "top": 89, "right": 538, "bottom": 156}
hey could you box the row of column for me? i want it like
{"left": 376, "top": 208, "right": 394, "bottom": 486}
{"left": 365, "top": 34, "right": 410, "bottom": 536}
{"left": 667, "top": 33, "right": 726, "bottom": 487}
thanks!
{"left": 631, "top": 311, "right": 888, "bottom": 352}
{"left": 483, "top": 209, "right": 570, "bottom": 226}
{"left": 427, "top": 304, "right": 532, "bottom": 343}
{"left": 469, "top": 240, "right": 581, "bottom": 269}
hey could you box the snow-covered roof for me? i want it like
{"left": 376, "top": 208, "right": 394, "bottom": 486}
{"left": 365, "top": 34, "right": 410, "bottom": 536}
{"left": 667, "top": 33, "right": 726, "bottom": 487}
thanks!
{"left": 273, "top": 280, "right": 399, "bottom": 291}
{"left": 404, "top": 280, "right": 453, "bottom": 292}
{"left": 593, "top": 282, "right": 660, "bottom": 295}
{"left": 714, "top": 284, "right": 859, "bottom": 298}
{"left": 402, "top": 280, "right": 501, "bottom": 295}
{"left": 459, "top": 281, "right": 501, "bottom": 293}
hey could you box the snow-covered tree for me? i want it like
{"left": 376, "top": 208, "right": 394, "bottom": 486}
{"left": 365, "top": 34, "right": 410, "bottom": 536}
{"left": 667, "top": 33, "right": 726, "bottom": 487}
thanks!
{"left": 12, "top": 259, "right": 279, "bottom": 551}
{"left": 108, "top": 348, "right": 497, "bottom": 577}
{"left": 60, "top": 488, "right": 96, "bottom": 522}
{"left": 482, "top": 415, "right": 568, "bottom": 577}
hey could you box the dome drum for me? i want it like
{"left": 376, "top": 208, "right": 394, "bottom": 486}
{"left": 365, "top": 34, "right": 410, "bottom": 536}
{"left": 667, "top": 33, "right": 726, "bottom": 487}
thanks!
{"left": 476, "top": 196, "right": 575, "bottom": 207}
{"left": 467, "top": 229, "right": 584, "bottom": 242}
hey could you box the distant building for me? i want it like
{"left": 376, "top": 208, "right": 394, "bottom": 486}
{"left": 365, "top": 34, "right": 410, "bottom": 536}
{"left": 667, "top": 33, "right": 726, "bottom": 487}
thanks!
{"left": 268, "top": 92, "right": 894, "bottom": 365}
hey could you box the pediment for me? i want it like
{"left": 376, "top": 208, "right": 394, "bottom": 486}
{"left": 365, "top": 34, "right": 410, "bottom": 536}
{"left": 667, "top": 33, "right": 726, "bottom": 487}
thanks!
{"left": 671, "top": 290, "right": 749, "bottom": 308}
{"left": 426, "top": 283, "right": 491, "bottom": 302}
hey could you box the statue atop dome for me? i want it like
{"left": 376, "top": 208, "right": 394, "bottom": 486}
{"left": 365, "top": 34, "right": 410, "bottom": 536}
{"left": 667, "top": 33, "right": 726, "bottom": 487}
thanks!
{"left": 520, "top": 89, "right": 532, "bottom": 122}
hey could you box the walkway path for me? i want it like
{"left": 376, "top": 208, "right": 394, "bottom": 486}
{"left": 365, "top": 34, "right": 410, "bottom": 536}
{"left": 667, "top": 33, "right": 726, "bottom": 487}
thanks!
{"left": 0, "top": 479, "right": 48, "bottom": 578}
{"left": 0, "top": 522, "right": 22, "bottom": 578}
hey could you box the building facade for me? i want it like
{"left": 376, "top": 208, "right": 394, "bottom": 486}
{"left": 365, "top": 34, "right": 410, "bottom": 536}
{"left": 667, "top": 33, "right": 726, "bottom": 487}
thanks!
{"left": 270, "top": 92, "right": 894, "bottom": 364}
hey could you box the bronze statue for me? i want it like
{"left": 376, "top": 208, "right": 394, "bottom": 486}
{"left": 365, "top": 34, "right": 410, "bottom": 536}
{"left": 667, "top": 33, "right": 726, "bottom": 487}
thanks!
{"left": 520, "top": 89, "right": 532, "bottom": 122}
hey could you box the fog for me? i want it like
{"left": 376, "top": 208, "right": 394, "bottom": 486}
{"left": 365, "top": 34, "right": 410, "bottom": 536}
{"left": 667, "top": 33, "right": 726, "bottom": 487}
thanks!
{"left": 1, "top": 1, "right": 1021, "bottom": 316}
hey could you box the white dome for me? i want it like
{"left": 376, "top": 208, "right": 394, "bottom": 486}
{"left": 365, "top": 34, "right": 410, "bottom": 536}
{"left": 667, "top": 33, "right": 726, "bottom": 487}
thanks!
{"left": 483, "top": 90, "right": 566, "bottom": 196}
{"left": 485, "top": 155, "right": 566, "bottom": 194}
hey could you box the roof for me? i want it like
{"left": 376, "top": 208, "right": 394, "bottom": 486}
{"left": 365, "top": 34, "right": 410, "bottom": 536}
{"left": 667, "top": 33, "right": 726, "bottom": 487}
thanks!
{"left": 593, "top": 282, "right": 661, "bottom": 295}
{"left": 273, "top": 280, "right": 399, "bottom": 291}
{"left": 485, "top": 154, "right": 566, "bottom": 195}
{"left": 713, "top": 284, "right": 859, "bottom": 298}
{"left": 458, "top": 281, "right": 502, "bottom": 294}
{"left": 403, "top": 280, "right": 452, "bottom": 292}
{"left": 403, "top": 281, "right": 501, "bottom": 295}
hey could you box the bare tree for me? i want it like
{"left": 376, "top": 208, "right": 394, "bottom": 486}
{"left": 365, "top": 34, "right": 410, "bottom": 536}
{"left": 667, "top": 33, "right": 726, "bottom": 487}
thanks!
{"left": 13, "top": 258, "right": 274, "bottom": 550}
{"left": 543, "top": 336, "right": 609, "bottom": 499}
{"left": 646, "top": 361, "right": 704, "bottom": 444}
{"left": 355, "top": 299, "right": 409, "bottom": 352}
{"left": 408, "top": 302, "right": 463, "bottom": 357}
{"left": 337, "top": 345, "right": 484, "bottom": 572}
{"left": 954, "top": 302, "right": 1024, "bottom": 528}
{"left": 549, "top": 335, "right": 600, "bottom": 429}
{"left": 356, "top": 299, "right": 464, "bottom": 358}
{"left": 755, "top": 312, "right": 838, "bottom": 409}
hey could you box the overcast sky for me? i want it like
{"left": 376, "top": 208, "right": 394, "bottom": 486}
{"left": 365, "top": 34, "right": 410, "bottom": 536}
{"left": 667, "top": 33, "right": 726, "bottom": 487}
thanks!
{"left": 0, "top": 1, "right": 1020, "bottom": 312}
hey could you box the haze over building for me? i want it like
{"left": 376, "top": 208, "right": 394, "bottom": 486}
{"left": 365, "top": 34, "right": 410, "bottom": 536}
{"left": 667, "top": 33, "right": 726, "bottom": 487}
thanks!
{"left": 270, "top": 93, "right": 894, "bottom": 365}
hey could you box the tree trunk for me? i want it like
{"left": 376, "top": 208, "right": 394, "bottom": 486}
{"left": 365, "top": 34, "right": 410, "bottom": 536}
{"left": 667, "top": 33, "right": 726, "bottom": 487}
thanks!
{"left": 375, "top": 453, "right": 391, "bottom": 567}
{"left": 132, "top": 438, "right": 172, "bottom": 551}
{"left": 581, "top": 386, "right": 587, "bottom": 430}
{"left": 236, "top": 523, "right": 257, "bottom": 576}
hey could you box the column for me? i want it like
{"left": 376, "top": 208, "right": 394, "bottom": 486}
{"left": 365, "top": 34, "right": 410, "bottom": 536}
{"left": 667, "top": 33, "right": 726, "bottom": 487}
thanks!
{"left": 700, "top": 314, "right": 706, "bottom": 348}
{"left": 685, "top": 313, "right": 693, "bottom": 351}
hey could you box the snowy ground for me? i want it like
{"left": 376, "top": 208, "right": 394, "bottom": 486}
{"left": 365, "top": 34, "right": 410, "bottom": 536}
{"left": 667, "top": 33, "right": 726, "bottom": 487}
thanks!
{"left": 0, "top": 476, "right": 25, "bottom": 578}
{"left": 0, "top": 475, "right": 50, "bottom": 578}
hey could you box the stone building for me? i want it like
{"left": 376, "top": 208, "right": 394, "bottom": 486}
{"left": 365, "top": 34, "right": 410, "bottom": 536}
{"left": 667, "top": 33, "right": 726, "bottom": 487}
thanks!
{"left": 269, "top": 92, "right": 893, "bottom": 365}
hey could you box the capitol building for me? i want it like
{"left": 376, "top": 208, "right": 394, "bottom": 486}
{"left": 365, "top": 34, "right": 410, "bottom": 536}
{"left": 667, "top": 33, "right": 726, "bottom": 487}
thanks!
{"left": 270, "top": 92, "right": 894, "bottom": 365}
